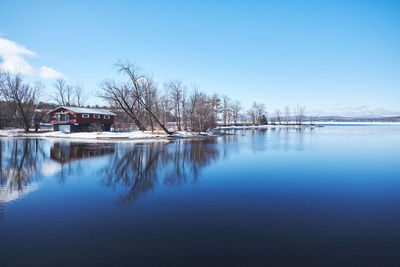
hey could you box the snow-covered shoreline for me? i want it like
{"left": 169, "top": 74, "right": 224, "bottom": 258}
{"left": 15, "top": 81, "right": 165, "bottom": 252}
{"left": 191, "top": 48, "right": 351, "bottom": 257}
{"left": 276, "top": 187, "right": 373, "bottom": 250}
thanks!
{"left": 1, "top": 122, "right": 399, "bottom": 142}
{"left": 0, "top": 129, "right": 214, "bottom": 142}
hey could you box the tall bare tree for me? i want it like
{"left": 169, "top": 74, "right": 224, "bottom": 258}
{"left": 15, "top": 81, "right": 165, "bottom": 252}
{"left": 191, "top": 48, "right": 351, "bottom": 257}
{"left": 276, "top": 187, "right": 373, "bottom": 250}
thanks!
{"left": 116, "top": 63, "right": 171, "bottom": 134}
{"left": 210, "top": 93, "right": 220, "bottom": 127}
{"left": 166, "top": 80, "right": 185, "bottom": 131}
{"left": 74, "top": 83, "right": 88, "bottom": 107}
{"left": 232, "top": 100, "right": 242, "bottom": 125}
{"left": 0, "top": 72, "right": 7, "bottom": 128}
{"left": 284, "top": 106, "right": 290, "bottom": 125}
{"left": 295, "top": 105, "right": 305, "bottom": 125}
{"left": 100, "top": 62, "right": 171, "bottom": 134}
{"left": 189, "top": 89, "right": 214, "bottom": 132}
{"left": 275, "top": 109, "right": 281, "bottom": 124}
{"left": 0, "top": 73, "right": 41, "bottom": 132}
{"left": 53, "top": 79, "right": 68, "bottom": 105}
{"left": 250, "top": 102, "right": 265, "bottom": 125}
{"left": 222, "top": 95, "right": 231, "bottom": 126}
{"left": 99, "top": 80, "right": 147, "bottom": 131}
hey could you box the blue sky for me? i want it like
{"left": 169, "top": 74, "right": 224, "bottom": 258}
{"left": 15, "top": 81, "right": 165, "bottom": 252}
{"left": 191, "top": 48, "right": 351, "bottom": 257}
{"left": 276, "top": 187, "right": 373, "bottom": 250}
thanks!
{"left": 1, "top": 0, "right": 399, "bottom": 116}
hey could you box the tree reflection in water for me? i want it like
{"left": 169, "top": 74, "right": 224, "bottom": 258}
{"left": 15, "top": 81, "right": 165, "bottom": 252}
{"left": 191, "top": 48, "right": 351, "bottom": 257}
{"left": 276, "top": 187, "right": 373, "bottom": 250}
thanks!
{"left": 0, "top": 139, "right": 46, "bottom": 192}
{"left": 102, "top": 138, "right": 220, "bottom": 204}
{"left": 0, "top": 139, "right": 46, "bottom": 208}
{"left": 0, "top": 138, "right": 223, "bottom": 206}
{"left": 0, "top": 133, "right": 259, "bottom": 207}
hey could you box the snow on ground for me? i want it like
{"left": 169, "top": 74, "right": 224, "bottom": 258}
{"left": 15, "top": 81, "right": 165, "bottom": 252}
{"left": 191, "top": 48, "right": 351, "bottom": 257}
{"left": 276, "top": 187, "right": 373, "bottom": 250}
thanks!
{"left": 0, "top": 129, "right": 169, "bottom": 140}
{"left": 41, "top": 130, "right": 168, "bottom": 140}
{"left": 0, "top": 129, "right": 213, "bottom": 141}
{"left": 170, "top": 131, "right": 195, "bottom": 138}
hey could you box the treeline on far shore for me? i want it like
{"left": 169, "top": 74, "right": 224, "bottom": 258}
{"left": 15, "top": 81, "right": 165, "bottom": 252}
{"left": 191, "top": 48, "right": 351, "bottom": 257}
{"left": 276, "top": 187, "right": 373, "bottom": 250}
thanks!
{"left": 0, "top": 62, "right": 309, "bottom": 133}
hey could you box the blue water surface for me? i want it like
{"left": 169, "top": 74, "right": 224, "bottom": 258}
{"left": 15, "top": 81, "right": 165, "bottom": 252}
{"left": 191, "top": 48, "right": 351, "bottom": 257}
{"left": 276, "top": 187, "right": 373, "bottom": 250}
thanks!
{"left": 1, "top": 126, "right": 400, "bottom": 266}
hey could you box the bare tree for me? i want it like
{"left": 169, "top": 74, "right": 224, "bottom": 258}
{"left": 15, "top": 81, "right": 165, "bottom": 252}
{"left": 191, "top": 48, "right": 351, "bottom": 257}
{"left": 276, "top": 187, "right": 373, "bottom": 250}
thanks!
{"left": 255, "top": 103, "right": 265, "bottom": 125}
{"left": 284, "top": 106, "right": 290, "bottom": 125}
{"left": 295, "top": 105, "right": 305, "bottom": 125}
{"left": 248, "top": 102, "right": 257, "bottom": 124}
{"left": 275, "top": 109, "right": 281, "bottom": 124}
{"left": 0, "top": 73, "right": 41, "bottom": 132}
{"left": 309, "top": 111, "right": 319, "bottom": 125}
{"left": 116, "top": 63, "right": 171, "bottom": 134}
{"left": 0, "top": 72, "right": 5, "bottom": 93}
{"left": 99, "top": 80, "right": 147, "bottom": 131}
{"left": 232, "top": 100, "right": 241, "bottom": 125}
{"left": 181, "top": 90, "right": 188, "bottom": 131}
{"left": 210, "top": 93, "right": 220, "bottom": 127}
{"left": 99, "top": 62, "right": 171, "bottom": 134}
{"left": 247, "top": 102, "right": 266, "bottom": 125}
{"left": 53, "top": 79, "right": 67, "bottom": 105}
{"left": 65, "top": 85, "right": 74, "bottom": 106}
{"left": 32, "top": 108, "right": 47, "bottom": 132}
{"left": 0, "top": 72, "right": 7, "bottom": 128}
{"left": 222, "top": 95, "right": 231, "bottom": 126}
{"left": 74, "top": 83, "right": 88, "bottom": 107}
{"left": 166, "top": 80, "right": 185, "bottom": 131}
{"left": 189, "top": 89, "right": 214, "bottom": 132}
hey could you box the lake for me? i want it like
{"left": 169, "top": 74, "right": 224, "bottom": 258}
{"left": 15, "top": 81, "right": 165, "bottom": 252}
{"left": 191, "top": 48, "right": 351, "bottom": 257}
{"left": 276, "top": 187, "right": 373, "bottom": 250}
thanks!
{"left": 1, "top": 126, "right": 400, "bottom": 266}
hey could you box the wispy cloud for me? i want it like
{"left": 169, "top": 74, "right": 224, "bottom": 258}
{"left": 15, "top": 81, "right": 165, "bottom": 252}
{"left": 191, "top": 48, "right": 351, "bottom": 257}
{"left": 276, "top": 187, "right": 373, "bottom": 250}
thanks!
{"left": 0, "top": 38, "right": 36, "bottom": 74}
{"left": 0, "top": 37, "right": 65, "bottom": 79}
{"left": 38, "top": 66, "right": 65, "bottom": 79}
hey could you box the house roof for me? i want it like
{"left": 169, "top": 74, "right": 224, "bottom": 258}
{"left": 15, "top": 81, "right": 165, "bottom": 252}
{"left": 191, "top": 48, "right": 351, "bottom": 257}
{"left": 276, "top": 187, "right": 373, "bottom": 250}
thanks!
{"left": 48, "top": 106, "right": 117, "bottom": 116}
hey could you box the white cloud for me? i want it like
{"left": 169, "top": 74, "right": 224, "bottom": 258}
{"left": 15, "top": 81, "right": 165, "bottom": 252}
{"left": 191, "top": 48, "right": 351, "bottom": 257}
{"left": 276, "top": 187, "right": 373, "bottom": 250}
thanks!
{"left": 38, "top": 66, "right": 65, "bottom": 79}
{"left": 0, "top": 38, "right": 36, "bottom": 74}
{"left": 0, "top": 37, "right": 65, "bottom": 79}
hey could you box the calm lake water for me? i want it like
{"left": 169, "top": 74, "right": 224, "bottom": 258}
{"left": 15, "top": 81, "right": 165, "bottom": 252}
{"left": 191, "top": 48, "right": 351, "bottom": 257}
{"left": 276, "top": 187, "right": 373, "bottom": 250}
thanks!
{"left": 1, "top": 126, "right": 400, "bottom": 266}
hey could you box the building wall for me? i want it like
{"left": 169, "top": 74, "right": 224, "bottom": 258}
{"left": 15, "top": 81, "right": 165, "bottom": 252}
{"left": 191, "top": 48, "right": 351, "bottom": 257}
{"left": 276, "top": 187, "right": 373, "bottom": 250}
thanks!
{"left": 49, "top": 108, "right": 115, "bottom": 125}
{"left": 49, "top": 107, "right": 115, "bottom": 132}
{"left": 75, "top": 113, "right": 114, "bottom": 125}
{"left": 49, "top": 108, "right": 78, "bottom": 124}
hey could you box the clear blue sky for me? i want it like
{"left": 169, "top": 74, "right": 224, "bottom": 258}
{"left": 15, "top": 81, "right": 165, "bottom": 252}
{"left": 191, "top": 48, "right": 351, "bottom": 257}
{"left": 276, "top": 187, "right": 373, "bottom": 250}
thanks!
{"left": 1, "top": 0, "right": 399, "bottom": 116}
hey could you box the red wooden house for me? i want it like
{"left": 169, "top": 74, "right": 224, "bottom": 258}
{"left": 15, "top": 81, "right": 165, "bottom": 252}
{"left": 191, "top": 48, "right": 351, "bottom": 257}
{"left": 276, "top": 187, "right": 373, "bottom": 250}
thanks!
{"left": 48, "top": 106, "right": 116, "bottom": 132}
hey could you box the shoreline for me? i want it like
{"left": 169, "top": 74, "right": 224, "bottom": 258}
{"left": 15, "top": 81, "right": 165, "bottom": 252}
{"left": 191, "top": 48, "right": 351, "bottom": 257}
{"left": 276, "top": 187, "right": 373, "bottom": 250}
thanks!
{"left": 1, "top": 122, "right": 399, "bottom": 142}
{"left": 0, "top": 129, "right": 218, "bottom": 142}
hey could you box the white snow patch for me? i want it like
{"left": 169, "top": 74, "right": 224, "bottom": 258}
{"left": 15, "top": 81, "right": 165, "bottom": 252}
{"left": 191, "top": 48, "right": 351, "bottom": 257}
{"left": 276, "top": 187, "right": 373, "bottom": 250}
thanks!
{"left": 170, "top": 131, "right": 195, "bottom": 138}
{"left": 0, "top": 129, "right": 173, "bottom": 142}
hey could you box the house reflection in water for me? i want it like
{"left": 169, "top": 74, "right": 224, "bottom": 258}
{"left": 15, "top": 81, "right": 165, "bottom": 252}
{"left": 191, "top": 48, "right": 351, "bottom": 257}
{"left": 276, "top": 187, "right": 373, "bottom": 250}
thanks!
{"left": 50, "top": 142, "right": 115, "bottom": 163}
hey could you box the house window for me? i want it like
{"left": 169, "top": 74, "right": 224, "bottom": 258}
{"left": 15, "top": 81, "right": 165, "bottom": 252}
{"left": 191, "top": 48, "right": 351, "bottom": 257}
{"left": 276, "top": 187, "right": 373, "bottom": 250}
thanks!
{"left": 82, "top": 114, "right": 90, "bottom": 118}
{"left": 104, "top": 115, "right": 110, "bottom": 119}
{"left": 56, "top": 114, "right": 70, "bottom": 122}
{"left": 93, "top": 115, "right": 100, "bottom": 119}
